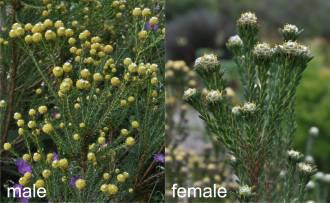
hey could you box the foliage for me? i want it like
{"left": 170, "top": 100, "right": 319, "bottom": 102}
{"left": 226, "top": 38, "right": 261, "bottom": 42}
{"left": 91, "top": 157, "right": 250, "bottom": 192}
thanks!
{"left": 0, "top": 0, "right": 165, "bottom": 202}
{"left": 183, "top": 12, "right": 316, "bottom": 202}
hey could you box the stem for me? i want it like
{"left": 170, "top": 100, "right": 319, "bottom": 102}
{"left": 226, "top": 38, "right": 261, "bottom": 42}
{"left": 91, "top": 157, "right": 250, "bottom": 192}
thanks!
{"left": 1, "top": 0, "right": 19, "bottom": 149}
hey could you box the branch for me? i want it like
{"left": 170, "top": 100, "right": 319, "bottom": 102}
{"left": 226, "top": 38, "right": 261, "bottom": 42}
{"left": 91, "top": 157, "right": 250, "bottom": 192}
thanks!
{"left": 1, "top": 0, "right": 19, "bottom": 147}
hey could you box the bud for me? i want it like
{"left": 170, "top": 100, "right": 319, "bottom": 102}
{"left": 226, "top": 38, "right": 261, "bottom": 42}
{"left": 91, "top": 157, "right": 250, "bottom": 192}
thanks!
{"left": 226, "top": 35, "right": 243, "bottom": 55}
{"left": 309, "top": 126, "right": 319, "bottom": 137}
{"left": 0, "top": 100, "right": 6, "bottom": 108}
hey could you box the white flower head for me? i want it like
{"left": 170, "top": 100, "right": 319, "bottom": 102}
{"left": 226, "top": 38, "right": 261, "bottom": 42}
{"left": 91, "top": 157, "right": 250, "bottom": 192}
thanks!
{"left": 227, "top": 35, "right": 243, "bottom": 47}
{"left": 287, "top": 149, "right": 303, "bottom": 161}
{"left": 314, "top": 172, "right": 324, "bottom": 180}
{"left": 228, "top": 154, "right": 237, "bottom": 163}
{"left": 242, "top": 102, "right": 256, "bottom": 112}
{"left": 253, "top": 42, "right": 273, "bottom": 59}
{"left": 309, "top": 126, "right": 319, "bottom": 137}
{"left": 323, "top": 174, "right": 330, "bottom": 183}
{"left": 305, "top": 155, "right": 314, "bottom": 163}
{"left": 277, "top": 41, "right": 313, "bottom": 60}
{"left": 238, "top": 12, "right": 257, "bottom": 26}
{"left": 306, "top": 180, "right": 315, "bottom": 189}
{"left": 239, "top": 185, "right": 252, "bottom": 196}
{"left": 282, "top": 24, "right": 299, "bottom": 34}
{"left": 183, "top": 88, "right": 197, "bottom": 101}
{"left": 232, "top": 106, "right": 241, "bottom": 115}
{"left": 297, "top": 162, "right": 315, "bottom": 175}
{"left": 0, "top": 100, "right": 6, "bottom": 108}
{"left": 194, "top": 54, "right": 219, "bottom": 71}
{"left": 206, "top": 90, "right": 222, "bottom": 103}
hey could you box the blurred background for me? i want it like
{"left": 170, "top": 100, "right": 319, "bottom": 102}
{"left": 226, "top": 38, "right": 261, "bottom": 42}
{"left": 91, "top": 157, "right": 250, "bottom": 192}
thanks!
{"left": 165, "top": 0, "right": 330, "bottom": 202}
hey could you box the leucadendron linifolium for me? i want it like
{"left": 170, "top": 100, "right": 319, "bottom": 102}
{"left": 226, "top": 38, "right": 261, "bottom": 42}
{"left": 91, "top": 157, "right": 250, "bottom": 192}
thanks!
{"left": 1, "top": 0, "right": 165, "bottom": 202}
{"left": 184, "top": 12, "right": 316, "bottom": 202}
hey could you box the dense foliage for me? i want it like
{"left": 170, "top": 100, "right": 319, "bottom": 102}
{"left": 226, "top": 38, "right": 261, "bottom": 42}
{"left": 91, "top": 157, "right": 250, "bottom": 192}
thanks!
{"left": 183, "top": 12, "right": 316, "bottom": 202}
{"left": 0, "top": 0, "right": 165, "bottom": 202}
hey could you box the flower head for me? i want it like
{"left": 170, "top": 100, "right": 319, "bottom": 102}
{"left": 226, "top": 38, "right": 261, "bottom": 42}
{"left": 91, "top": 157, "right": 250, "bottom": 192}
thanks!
{"left": 287, "top": 149, "right": 303, "bottom": 161}
{"left": 228, "top": 35, "right": 243, "bottom": 47}
{"left": 227, "top": 35, "right": 243, "bottom": 53}
{"left": 238, "top": 184, "right": 252, "bottom": 197}
{"left": 306, "top": 180, "right": 315, "bottom": 189}
{"left": 0, "top": 100, "right": 6, "bottom": 108}
{"left": 75, "top": 179, "right": 86, "bottom": 190}
{"left": 145, "top": 21, "right": 159, "bottom": 31}
{"left": 297, "top": 162, "right": 316, "bottom": 176}
{"left": 281, "top": 24, "right": 299, "bottom": 34}
{"left": 237, "top": 12, "right": 257, "bottom": 27}
{"left": 15, "top": 159, "right": 32, "bottom": 175}
{"left": 253, "top": 42, "right": 273, "bottom": 61}
{"left": 232, "top": 106, "right": 241, "bottom": 115}
{"left": 153, "top": 153, "right": 165, "bottom": 164}
{"left": 194, "top": 54, "right": 219, "bottom": 69}
{"left": 194, "top": 54, "right": 219, "bottom": 72}
{"left": 69, "top": 175, "right": 80, "bottom": 188}
{"left": 309, "top": 126, "right": 319, "bottom": 137}
{"left": 323, "top": 174, "right": 330, "bottom": 183}
{"left": 280, "top": 24, "right": 302, "bottom": 41}
{"left": 206, "top": 90, "right": 222, "bottom": 103}
{"left": 236, "top": 12, "right": 258, "bottom": 46}
{"left": 314, "top": 172, "right": 324, "bottom": 180}
{"left": 275, "top": 41, "right": 313, "bottom": 62}
{"left": 13, "top": 184, "right": 29, "bottom": 203}
{"left": 53, "top": 152, "right": 59, "bottom": 161}
{"left": 242, "top": 102, "right": 256, "bottom": 113}
{"left": 183, "top": 88, "right": 197, "bottom": 101}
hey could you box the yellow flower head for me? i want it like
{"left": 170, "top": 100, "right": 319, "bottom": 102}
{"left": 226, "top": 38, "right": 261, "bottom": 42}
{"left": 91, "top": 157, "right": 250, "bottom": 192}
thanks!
{"left": 35, "top": 179, "right": 45, "bottom": 188}
{"left": 53, "top": 66, "right": 64, "bottom": 77}
{"left": 38, "top": 105, "right": 48, "bottom": 114}
{"left": 108, "top": 184, "right": 118, "bottom": 195}
{"left": 59, "top": 158, "right": 69, "bottom": 169}
{"left": 3, "top": 143, "right": 12, "bottom": 151}
{"left": 33, "top": 152, "right": 42, "bottom": 161}
{"left": 42, "top": 169, "right": 51, "bottom": 178}
{"left": 75, "top": 179, "right": 86, "bottom": 190}
{"left": 125, "top": 137, "right": 135, "bottom": 146}
{"left": 42, "top": 123, "right": 54, "bottom": 134}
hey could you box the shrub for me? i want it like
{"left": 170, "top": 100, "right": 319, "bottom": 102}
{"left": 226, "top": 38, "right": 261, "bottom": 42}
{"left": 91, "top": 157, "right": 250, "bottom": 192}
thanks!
{"left": 184, "top": 12, "right": 316, "bottom": 202}
{"left": 1, "top": 0, "right": 164, "bottom": 202}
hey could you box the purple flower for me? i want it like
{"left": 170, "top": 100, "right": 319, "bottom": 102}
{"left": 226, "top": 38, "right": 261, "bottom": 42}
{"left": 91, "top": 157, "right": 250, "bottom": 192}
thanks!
{"left": 69, "top": 176, "right": 80, "bottom": 188}
{"left": 145, "top": 22, "right": 159, "bottom": 31}
{"left": 53, "top": 152, "right": 59, "bottom": 161}
{"left": 153, "top": 153, "right": 165, "bottom": 164}
{"left": 15, "top": 159, "right": 32, "bottom": 175}
{"left": 13, "top": 184, "right": 29, "bottom": 203}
